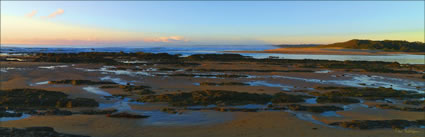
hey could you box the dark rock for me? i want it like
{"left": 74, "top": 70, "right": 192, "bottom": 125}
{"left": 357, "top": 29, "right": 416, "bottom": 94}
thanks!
{"left": 316, "top": 96, "right": 360, "bottom": 104}
{"left": 79, "top": 109, "right": 117, "bottom": 115}
{"left": 161, "top": 108, "right": 180, "bottom": 114}
{"left": 0, "top": 111, "right": 22, "bottom": 117}
{"left": 44, "top": 109, "right": 73, "bottom": 116}
{"left": 287, "top": 104, "right": 343, "bottom": 113}
{"left": 0, "top": 89, "right": 99, "bottom": 109}
{"left": 403, "top": 100, "right": 425, "bottom": 105}
{"left": 271, "top": 93, "right": 310, "bottom": 103}
{"left": 199, "top": 82, "right": 249, "bottom": 86}
{"left": 311, "top": 87, "right": 424, "bottom": 99}
{"left": 329, "top": 120, "right": 425, "bottom": 129}
{"left": 214, "top": 107, "right": 259, "bottom": 112}
{"left": 374, "top": 104, "right": 424, "bottom": 112}
{"left": 138, "top": 90, "right": 272, "bottom": 106}
{"left": 106, "top": 112, "right": 149, "bottom": 119}
{"left": 48, "top": 80, "right": 116, "bottom": 85}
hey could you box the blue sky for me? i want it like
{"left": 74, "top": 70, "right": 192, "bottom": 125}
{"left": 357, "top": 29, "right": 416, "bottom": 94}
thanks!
{"left": 1, "top": 1, "right": 424, "bottom": 46}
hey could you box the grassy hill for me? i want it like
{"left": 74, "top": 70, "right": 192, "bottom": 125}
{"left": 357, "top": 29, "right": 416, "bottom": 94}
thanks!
{"left": 317, "top": 39, "right": 425, "bottom": 52}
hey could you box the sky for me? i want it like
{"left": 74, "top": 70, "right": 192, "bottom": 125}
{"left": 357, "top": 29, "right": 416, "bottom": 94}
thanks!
{"left": 1, "top": 1, "right": 424, "bottom": 47}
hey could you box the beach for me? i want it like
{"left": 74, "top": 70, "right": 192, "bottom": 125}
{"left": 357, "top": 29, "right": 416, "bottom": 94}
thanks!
{"left": 1, "top": 56, "right": 424, "bottom": 137}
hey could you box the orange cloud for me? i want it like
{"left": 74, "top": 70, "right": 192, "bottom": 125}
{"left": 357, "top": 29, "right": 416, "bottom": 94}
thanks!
{"left": 26, "top": 10, "right": 37, "bottom": 18}
{"left": 144, "top": 36, "right": 188, "bottom": 42}
{"left": 42, "top": 8, "right": 64, "bottom": 19}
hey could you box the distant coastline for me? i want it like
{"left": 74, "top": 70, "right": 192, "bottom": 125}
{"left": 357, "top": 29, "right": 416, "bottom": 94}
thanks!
{"left": 228, "top": 47, "right": 425, "bottom": 55}
{"left": 229, "top": 39, "right": 425, "bottom": 55}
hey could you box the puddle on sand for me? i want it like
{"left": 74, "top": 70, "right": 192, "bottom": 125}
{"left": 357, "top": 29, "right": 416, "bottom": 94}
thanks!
{"left": 100, "top": 76, "right": 134, "bottom": 85}
{"left": 38, "top": 65, "right": 68, "bottom": 69}
{"left": 285, "top": 110, "right": 342, "bottom": 128}
{"left": 305, "top": 98, "right": 317, "bottom": 104}
{"left": 246, "top": 81, "right": 293, "bottom": 91}
{"left": 98, "top": 97, "right": 138, "bottom": 111}
{"left": 233, "top": 104, "right": 269, "bottom": 109}
{"left": 0, "top": 67, "right": 24, "bottom": 72}
{"left": 142, "top": 110, "right": 233, "bottom": 126}
{"left": 120, "top": 60, "right": 148, "bottom": 64}
{"left": 99, "top": 98, "right": 232, "bottom": 126}
{"left": 321, "top": 111, "right": 342, "bottom": 117}
{"left": 82, "top": 86, "right": 112, "bottom": 96}
{"left": 343, "top": 100, "right": 369, "bottom": 111}
{"left": 270, "top": 74, "right": 425, "bottom": 93}
{"left": 286, "top": 110, "right": 332, "bottom": 127}
{"left": 0, "top": 111, "right": 31, "bottom": 122}
{"left": 76, "top": 66, "right": 151, "bottom": 77}
{"left": 332, "top": 74, "right": 425, "bottom": 93}
{"left": 29, "top": 81, "right": 49, "bottom": 86}
{"left": 314, "top": 70, "right": 332, "bottom": 73}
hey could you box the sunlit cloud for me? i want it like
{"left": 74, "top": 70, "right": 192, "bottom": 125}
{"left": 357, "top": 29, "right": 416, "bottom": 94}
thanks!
{"left": 42, "top": 8, "right": 64, "bottom": 19}
{"left": 26, "top": 10, "right": 38, "bottom": 18}
{"left": 144, "top": 36, "right": 188, "bottom": 43}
